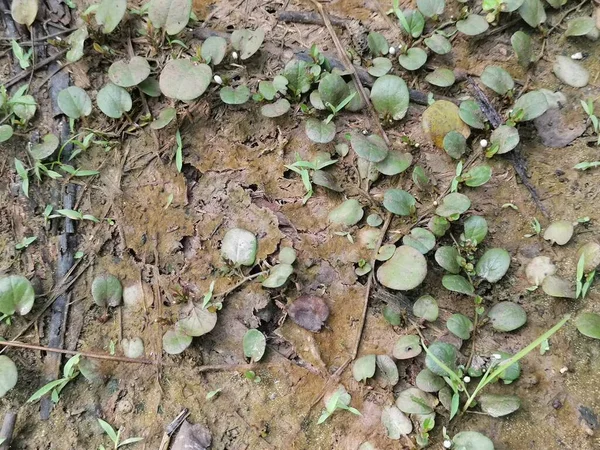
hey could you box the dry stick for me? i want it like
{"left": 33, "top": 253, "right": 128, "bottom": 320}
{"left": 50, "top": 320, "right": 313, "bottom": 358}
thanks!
{"left": 0, "top": 411, "right": 17, "bottom": 450}
{"left": 0, "top": 27, "right": 76, "bottom": 43}
{"left": 4, "top": 49, "right": 67, "bottom": 88}
{"left": 308, "top": 0, "right": 391, "bottom": 146}
{"left": 276, "top": 10, "right": 347, "bottom": 26}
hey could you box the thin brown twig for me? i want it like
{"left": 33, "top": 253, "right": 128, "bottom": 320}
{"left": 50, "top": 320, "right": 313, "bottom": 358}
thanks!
{"left": 5, "top": 49, "right": 67, "bottom": 89}
{"left": 0, "top": 27, "right": 76, "bottom": 43}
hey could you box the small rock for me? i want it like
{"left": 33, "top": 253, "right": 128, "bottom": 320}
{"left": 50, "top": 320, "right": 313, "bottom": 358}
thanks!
{"left": 116, "top": 399, "right": 133, "bottom": 414}
{"left": 552, "top": 399, "right": 563, "bottom": 409}
{"left": 560, "top": 366, "right": 569, "bottom": 374}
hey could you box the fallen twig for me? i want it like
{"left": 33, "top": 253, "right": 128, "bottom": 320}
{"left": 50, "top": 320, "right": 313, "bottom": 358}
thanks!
{"left": 4, "top": 49, "right": 67, "bottom": 89}
{"left": 0, "top": 411, "right": 17, "bottom": 450}
{"left": 466, "top": 76, "right": 503, "bottom": 129}
{"left": 277, "top": 10, "right": 347, "bottom": 26}
{"left": 507, "top": 149, "right": 550, "bottom": 218}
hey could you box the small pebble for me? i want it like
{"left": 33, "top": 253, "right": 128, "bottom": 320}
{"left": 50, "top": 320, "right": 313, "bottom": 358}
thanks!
{"left": 443, "top": 440, "right": 452, "bottom": 448}
{"left": 480, "top": 139, "right": 488, "bottom": 148}
{"left": 571, "top": 52, "right": 583, "bottom": 60}
{"left": 492, "top": 353, "right": 502, "bottom": 360}
{"left": 389, "top": 46, "right": 396, "bottom": 55}
{"left": 560, "top": 366, "right": 569, "bottom": 374}
{"left": 552, "top": 399, "right": 562, "bottom": 409}
{"left": 362, "top": 129, "right": 368, "bottom": 135}
{"left": 463, "top": 376, "right": 471, "bottom": 383}
{"left": 213, "top": 75, "right": 223, "bottom": 85}
{"left": 232, "top": 51, "right": 239, "bottom": 60}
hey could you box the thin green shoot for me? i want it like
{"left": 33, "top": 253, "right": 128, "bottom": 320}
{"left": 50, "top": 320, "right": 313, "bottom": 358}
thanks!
{"left": 28, "top": 355, "right": 81, "bottom": 404}
{"left": 573, "top": 161, "right": 600, "bottom": 171}
{"left": 98, "top": 418, "right": 143, "bottom": 449}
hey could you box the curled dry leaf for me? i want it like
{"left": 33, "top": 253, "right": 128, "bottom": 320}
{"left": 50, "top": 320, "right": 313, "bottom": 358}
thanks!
{"left": 287, "top": 295, "right": 329, "bottom": 332}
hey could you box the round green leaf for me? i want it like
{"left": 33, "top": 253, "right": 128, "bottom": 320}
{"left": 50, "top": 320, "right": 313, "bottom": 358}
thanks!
{"left": 542, "top": 275, "right": 576, "bottom": 298}
{"left": 476, "top": 248, "right": 510, "bottom": 282}
{"left": 259, "top": 81, "right": 277, "bottom": 101}
{"left": 29, "top": 133, "right": 59, "bottom": 160}
{"left": 511, "top": 31, "right": 533, "bottom": 68}
{"left": 367, "top": 214, "right": 383, "bottom": 227}
{"left": 435, "top": 193, "right": 471, "bottom": 217}
{"left": 513, "top": 90, "right": 549, "bottom": 121}
{"left": 463, "top": 216, "right": 488, "bottom": 245}
{"left": 231, "top": 28, "right": 265, "bottom": 60}
{"left": 345, "top": 81, "right": 365, "bottom": 112}
{"left": 221, "top": 228, "right": 257, "bottom": 266}
{"left": 456, "top": 15, "right": 489, "bottom": 35}
{"left": 367, "top": 32, "right": 389, "bottom": 56}
{"left": 443, "top": 131, "right": 466, "bottom": 159}
{"left": 319, "top": 73, "right": 350, "bottom": 107}
{"left": 328, "top": 199, "right": 363, "bottom": 226}
{"left": 282, "top": 60, "right": 310, "bottom": 96}
{"left": 370, "top": 75, "right": 410, "bottom": 120}
{"left": 425, "top": 68, "right": 455, "bottom": 87}
{"left": 262, "top": 263, "right": 293, "bottom": 288}
{"left": 108, "top": 57, "right": 151, "bottom": 88}
{"left": 374, "top": 150, "right": 412, "bottom": 175}
{"left": 57, "top": 86, "right": 92, "bottom": 119}
{"left": 220, "top": 85, "right": 251, "bottom": 105}
{"left": 201, "top": 36, "right": 227, "bottom": 65}
{"left": 481, "top": 66, "right": 514, "bottom": 95}
{"left": 368, "top": 57, "right": 392, "bottom": 77}
{"left": 383, "top": 304, "right": 402, "bottom": 325}
{"left": 95, "top": 0, "right": 126, "bottom": 34}
{"left": 0, "top": 356, "right": 17, "bottom": 398}
{"left": 417, "top": 0, "right": 445, "bottom": 17}
{"left": 150, "top": 107, "right": 177, "bottom": 130}
{"left": 279, "top": 247, "right": 296, "bottom": 265}
{"left": 447, "top": 313, "right": 473, "bottom": 339}
{"left": 383, "top": 189, "right": 416, "bottom": 216}
{"left": 496, "top": 351, "right": 521, "bottom": 383}
{"left": 577, "top": 242, "right": 600, "bottom": 273}
{"left": 305, "top": 118, "right": 336, "bottom": 144}
{"left": 353, "top": 354, "right": 376, "bottom": 382}
{"left": 452, "top": 431, "right": 495, "bottom": 450}
{"left": 479, "top": 394, "right": 521, "bottom": 417}
{"left": 463, "top": 165, "right": 492, "bottom": 187}
{"left": 12, "top": 95, "right": 36, "bottom": 121}
{"left": 376, "top": 355, "right": 399, "bottom": 386}
{"left": 435, "top": 246, "right": 461, "bottom": 274}
{"left": 178, "top": 304, "right": 217, "bottom": 336}
{"left": 488, "top": 301, "right": 526, "bottom": 332}
{"left": 0, "top": 275, "right": 35, "bottom": 316}
{"left": 393, "top": 335, "right": 422, "bottom": 359}
{"left": 377, "top": 245, "right": 427, "bottom": 290}
{"left": 243, "top": 329, "right": 266, "bottom": 362}
{"left": 162, "top": 327, "right": 193, "bottom": 355}
{"left": 148, "top": 0, "right": 191, "bottom": 35}
{"left": 413, "top": 295, "right": 438, "bottom": 321}
{"left": 261, "top": 99, "right": 291, "bottom": 118}
{"left": 413, "top": 165, "right": 431, "bottom": 191}
{"left": 543, "top": 220, "right": 573, "bottom": 245}
{"left": 518, "top": 0, "right": 546, "bottom": 27}
{"left": 442, "top": 274, "right": 474, "bottom": 295}
{"left": 10, "top": 0, "right": 38, "bottom": 26}
{"left": 0, "top": 125, "right": 13, "bottom": 143}
{"left": 381, "top": 406, "right": 412, "bottom": 439}
{"left": 403, "top": 228, "right": 435, "bottom": 254}
{"left": 425, "top": 342, "right": 457, "bottom": 376}
{"left": 459, "top": 100, "right": 486, "bottom": 129}
{"left": 312, "top": 170, "right": 343, "bottom": 192}
{"left": 159, "top": 60, "right": 212, "bottom": 101}
{"left": 376, "top": 244, "right": 396, "bottom": 261}
{"left": 91, "top": 274, "right": 123, "bottom": 308}
{"left": 491, "top": 125, "right": 519, "bottom": 154}
{"left": 66, "top": 26, "right": 87, "bottom": 63}
{"left": 428, "top": 216, "right": 450, "bottom": 237}
{"left": 424, "top": 33, "right": 452, "bottom": 54}
{"left": 398, "top": 47, "right": 428, "bottom": 71}
{"left": 576, "top": 312, "right": 600, "bottom": 339}
{"left": 97, "top": 83, "right": 132, "bottom": 119}
{"left": 416, "top": 368, "right": 445, "bottom": 392}
{"left": 396, "top": 387, "right": 435, "bottom": 414}
{"left": 350, "top": 133, "right": 389, "bottom": 162}
{"left": 565, "top": 16, "right": 594, "bottom": 36}
{"left": 138, "top": 77, "right": 162, "bottom": 97}
{"left": 553, "top": 56, "right": 589, "bottom": 88}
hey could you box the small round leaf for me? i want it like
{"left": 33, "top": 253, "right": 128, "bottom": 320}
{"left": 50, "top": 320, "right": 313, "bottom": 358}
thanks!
{"left": 243, "top": 329, "right": 266, "bottom": 362}
{"left": 487, "top": 301, "right": 527, "bottom": 332}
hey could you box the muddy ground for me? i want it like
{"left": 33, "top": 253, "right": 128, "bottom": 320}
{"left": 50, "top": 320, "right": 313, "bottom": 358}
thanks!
{"left": 1, "top": 0, "right": 600, "bottom": 449}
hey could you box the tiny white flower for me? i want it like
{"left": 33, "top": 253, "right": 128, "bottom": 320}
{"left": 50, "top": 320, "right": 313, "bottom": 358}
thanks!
{"left": 362, "top": 129, "right": 369, "bottom": 135}
{"left": 232, "top": 51, "right": 239, "bottom": 60}
{"left": 433, "top": 201, "right": 438, "bottom": 206}
{"left": 480, "top": 139, "right": 488, "bottom": 148}
{"left": 389, "top": 46, "right": 396, "bottom": 55}
{"left": 443, "top": 440, "right": 452, "bottom": 448}
{"left": 56, "top": 36, "right": 62, "bottom": 41}
{"left": 463, "top": 376, "right": 471, "bottom": 383}
{"left": 492, "top": 353, "right": 502, "bottom": 360}
{"left": 571, "top": 52, "right": 583, "bottom": 60}
{"left": 213, "top": 75, "right": 223, "bottom": 85}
